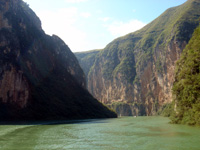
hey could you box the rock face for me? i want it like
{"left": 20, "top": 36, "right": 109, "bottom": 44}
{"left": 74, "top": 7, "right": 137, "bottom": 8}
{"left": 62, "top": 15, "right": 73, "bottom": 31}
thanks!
{"left": 0, "top": 0, "right": 117, "bottom": 121}
{"left": 75, "top": 0, "right": 200, "bottom": 116}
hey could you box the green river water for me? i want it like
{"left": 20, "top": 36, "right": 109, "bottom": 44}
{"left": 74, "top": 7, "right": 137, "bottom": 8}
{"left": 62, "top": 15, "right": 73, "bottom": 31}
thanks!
{"left": 0, "top": 117, "right": 199, "bottom": 150}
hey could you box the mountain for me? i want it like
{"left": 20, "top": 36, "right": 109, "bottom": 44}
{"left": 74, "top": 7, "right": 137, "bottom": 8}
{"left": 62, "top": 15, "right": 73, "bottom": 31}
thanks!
{"left": 0, "top": 0, "right": 117, "bottom": 121}
{"left": 170, "top": 25, "right": 200, "bottom": 125}
{"left": 75, "top": 0, "right": 200, "bottom": 116}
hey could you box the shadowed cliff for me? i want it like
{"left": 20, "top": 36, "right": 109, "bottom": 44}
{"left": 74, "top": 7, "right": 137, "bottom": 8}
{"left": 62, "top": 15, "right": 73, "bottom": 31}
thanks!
{"left": 0, "top": 0, "right": 117, "bottom": 121}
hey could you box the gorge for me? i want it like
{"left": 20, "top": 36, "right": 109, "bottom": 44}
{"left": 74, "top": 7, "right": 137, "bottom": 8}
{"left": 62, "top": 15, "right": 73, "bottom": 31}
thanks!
{"left": 0, "top": 0, "right": 200, "bottom": 149}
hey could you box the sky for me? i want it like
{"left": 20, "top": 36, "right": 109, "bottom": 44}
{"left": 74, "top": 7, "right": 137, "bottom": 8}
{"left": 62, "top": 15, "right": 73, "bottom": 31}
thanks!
{"left": 23, "top": 0, "right": 187, "bottom": 52}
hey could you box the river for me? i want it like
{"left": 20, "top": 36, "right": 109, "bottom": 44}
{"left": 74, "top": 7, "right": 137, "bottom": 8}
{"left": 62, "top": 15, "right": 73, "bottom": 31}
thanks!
{"left": 0, "top": 117, "right": 199, "bottom": 150}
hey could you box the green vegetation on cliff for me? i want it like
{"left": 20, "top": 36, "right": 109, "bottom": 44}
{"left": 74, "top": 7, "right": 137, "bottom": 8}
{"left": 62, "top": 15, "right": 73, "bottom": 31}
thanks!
{"left": 170, "top": 25, "right": 200, "bottom": 126}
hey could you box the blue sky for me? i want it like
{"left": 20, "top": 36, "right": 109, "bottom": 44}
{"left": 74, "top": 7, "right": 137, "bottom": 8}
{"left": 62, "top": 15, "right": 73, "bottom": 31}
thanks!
{"left": 23, "top": 0, "right": 187, "bottom": 52}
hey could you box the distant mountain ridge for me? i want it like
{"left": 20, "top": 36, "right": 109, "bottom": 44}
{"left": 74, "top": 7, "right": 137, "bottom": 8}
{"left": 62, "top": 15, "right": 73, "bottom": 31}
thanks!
{"left": 0, "top": 0, "right": 117, "bottom": 121}
{"left": 75, "top": 0, "right": 200, "bottom": 116}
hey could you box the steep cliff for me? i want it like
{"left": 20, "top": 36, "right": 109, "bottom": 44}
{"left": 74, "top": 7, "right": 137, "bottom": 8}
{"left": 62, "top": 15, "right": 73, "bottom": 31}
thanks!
{"left": 76, "top": 0, "right": 200, "bottom": 116}
{"left": 170, "top": 25, "right": 200, "bottom": 125}
{"left": 0, "top": 0, "right": 117, "bottom": 121}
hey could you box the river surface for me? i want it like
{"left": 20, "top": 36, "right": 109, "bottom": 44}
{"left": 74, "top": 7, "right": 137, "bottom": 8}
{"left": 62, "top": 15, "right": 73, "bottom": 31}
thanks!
{"left": 0, "top": 117, "right": 200, "bottom": 150}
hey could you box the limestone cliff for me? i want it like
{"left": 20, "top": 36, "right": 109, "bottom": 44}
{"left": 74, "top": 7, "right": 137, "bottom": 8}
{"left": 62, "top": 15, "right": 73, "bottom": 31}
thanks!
{"left": 0, "top": 0, "right": 117, "bottom": 120}
{"left": 76, "top": 0, "right": 200, "bottom": 116}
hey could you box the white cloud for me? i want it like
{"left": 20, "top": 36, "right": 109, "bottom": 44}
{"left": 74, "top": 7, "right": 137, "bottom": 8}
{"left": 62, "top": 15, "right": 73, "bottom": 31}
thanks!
{"left": 106, "top": 20, "right": 146, "bottom": 37}
{"left": 37, "top": 7, "right": 88, "bottom": 52}
{"left": 80, "top": 12, "right": 91, "bottom": 18}
{"left": 65, "top": 0, "right": 88, "bottom": 3}
{"left": 99, "top": 17, "right": 110, "bottom": 22}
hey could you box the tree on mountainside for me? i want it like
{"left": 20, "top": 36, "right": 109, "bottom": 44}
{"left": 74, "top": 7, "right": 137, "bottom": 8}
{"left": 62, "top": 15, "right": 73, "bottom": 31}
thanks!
{"left": 171, "top": 25, "right": 200, "bottom": 125}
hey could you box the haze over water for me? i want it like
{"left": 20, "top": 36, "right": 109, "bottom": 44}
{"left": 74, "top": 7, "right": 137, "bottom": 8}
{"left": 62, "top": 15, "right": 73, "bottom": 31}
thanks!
{"left": 0, "top": 117, "right": 200, "bottom": 150}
